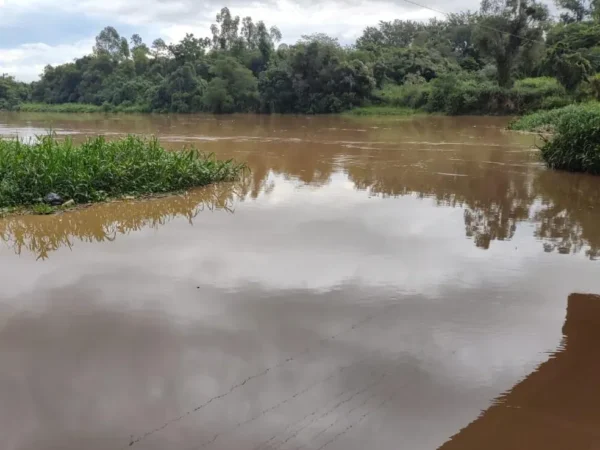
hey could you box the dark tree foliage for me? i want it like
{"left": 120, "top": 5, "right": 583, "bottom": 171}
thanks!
{"left": 4, "top": 2, "right": 598, "bottom": 114}
{"left": 475, "top": 0, "right": 549, "bottom": 87}
{"left": 0, "top": 75, "right": 30, "bottom": 110}
{"left": 259, "top": 40, "right": 375, "bottom": 113}
{"left": 555, "top": 0, "right": 600, "bottom": 23}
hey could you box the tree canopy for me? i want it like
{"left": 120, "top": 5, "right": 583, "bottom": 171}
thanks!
{"left": 2, "top": 2, "right": 600, "bottom": 114}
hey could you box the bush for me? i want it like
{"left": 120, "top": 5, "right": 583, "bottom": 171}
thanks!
{"left": 540, "top": 106, "right": 600, "bottom": 174}
{"left": 344, "top": 106, "right": 424, "bottom": 116}
{"left": 374, "top": 83, "right": 430, "bottom": 109}
{"left": 0, "top": 135, "right": 245, "bottom": 207}
{"left": 508, "top": 102, "right": 600, "bottom": 132}
{"left": 18, "top": 103, "right": 104, "bottom": 113}
{"left": 590, "top": 73, "right": 600, "bottom": 100}
{"left": 540, "top": 95, "right": 570, "bottom": 110}
{"left": 425, "top": 75, "right": 507, "bottom": 115}
{"left": 374, "top": 75, "right": 573, "bottom": 116}
{"left": 512, "top": 77, "right": 568, "bottom": 112}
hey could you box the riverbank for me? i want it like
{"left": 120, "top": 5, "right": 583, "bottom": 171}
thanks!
{"left": 8, "top": 76, "right": 575, "bottom": 117}
{"left": 0, "top": 135, "right": 245, "bottom": 214}
{"left": 509, "top": 102, "right": 600, "bottom": 174}
{"left": 508, "top": 102, "right": 600, "bottom": 132}
{"left": 342, "top": 106, "right": 428, "bottom": 117}
{"left": 17, "top": 102, "right": 149, "bottom": 114}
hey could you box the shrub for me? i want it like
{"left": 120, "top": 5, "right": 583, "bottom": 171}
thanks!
{"left": 373, "top": 83, "right": 430, "bottom": 109}
{"left": 375, "top": 76, "right": 573, "bottom": 116}
{"left": 18, "top": 103, "right": 104, "bottom": 113}
{"left": 540, "top": 95, "right": 570, "bottom": 110}
{"left": 344, "top": 106, "right": 424, "bottom": 116}
{"left": 426, "top": 75, "right": 507, "bottom": 115}
{"left": 0, "top": 135, "right": 245, "bottom": 207}
{"left": 512, "top": 77, "right": 568, "bottom": 112}
{"left": 540, "top": 107, "right": 600, "bottom": 174}
{"left": 590, "top": 73, "right": 600, "bottom": 100}
{"left": 508, "top": 102, "right": 600, "bottom": 132}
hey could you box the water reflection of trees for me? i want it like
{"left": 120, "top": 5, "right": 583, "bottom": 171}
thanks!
{"left": 0, "top": 182, "right": 246, "bottom": 260}
{"left": 1, "top": 115, "right": 599, "bottom": 259}
{"left": 533, "top": 172, "right": 600, "bottom": 260}
{"left": 347, "top": 158, "right": 599, "bottom": 258}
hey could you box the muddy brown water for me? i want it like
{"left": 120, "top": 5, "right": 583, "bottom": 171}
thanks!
{"left": 1, "top": 112, "right": 599, "bottom": 450}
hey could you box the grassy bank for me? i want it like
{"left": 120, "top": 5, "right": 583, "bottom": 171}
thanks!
{"left": 509, "top": 103, "right": 600, "bottom": 174}
{"left": 538, "top": 106, "right": 600, "bottom": 174}
{"left": 343, "top": 106, "right": 427, "bottom": 116}
{"left": 508, "top": 102, "right": 600, "bottom": 132}
{"left": 369, "top": 77, "right": 570, "bottom": 116}
{"left": 17, "top": 103, "right": 104, "bottom": 113}
{"left": 0, "top": 135, "right": 245, "bottom": 211}
{"left": 16, "top": 103, "right": 150, "bottom": 114}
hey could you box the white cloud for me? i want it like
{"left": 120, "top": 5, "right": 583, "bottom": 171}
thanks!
{"left": 0, "top": 0, "right": 485, "bottom": 81}
{"left": 0, "top": 40, "right": 93, "bottom": 82}
{"left": 158, "top": 0, "right": 447, "bottom": 44}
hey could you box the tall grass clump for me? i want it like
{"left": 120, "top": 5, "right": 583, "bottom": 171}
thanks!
{"left": 17, "top": 103, "right": 104, "bottom": 113}
{"left": 539, "top": 107, "right": 600, "bottom": 174}
{"left": 0, "top": 135, "right": 245, "bottom": 207}
{"left": 344, "top": 106, "right": 424, "bottom": 116}
{"left": 509, "top": 102, "right": 600, "bottom": 132}
{"left": 17, "top": 103, "right": 150, "bottom": 113}
{"left": 367, "top": 75, "right": 573, "bottom": 116}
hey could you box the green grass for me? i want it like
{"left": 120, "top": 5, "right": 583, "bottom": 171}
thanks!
{"left": 538, "top": 106, "right": 600, "bottom": 174}
{"left": 31, "top": 203, "right": 55, "bottom": 215}
{"left": 17, "top": 103, "right": 150, "bottom": 113}
{"left": 344, "top": 106, "right": 427, "bottom": 116}
{"left": 0, "top": 135, "right": 245, "bottom": 208}
{"left": 510, "top": 101, "right": 600, "bottom": 174}
{"left": 18, "top": 103, "right": 104, "bottom": 113}
{"left": 508, "top": 102, "right": 600, "bottom": 132}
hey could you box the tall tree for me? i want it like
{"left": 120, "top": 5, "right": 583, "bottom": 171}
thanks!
{"left": 555, "top": 0, "right": 600, "bottom": 23}
{"left": 211, "top": 7, "right": 241, "bottom": 50}
{"left": 94, "top": 26, "right": 129, "bottom": 61}
{"left": 475, "top": 0, "right": 549, "bottom": 87}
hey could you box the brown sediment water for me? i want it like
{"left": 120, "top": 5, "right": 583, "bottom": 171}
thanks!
{"left": 0, "top": 112, "right": 599, "bottom": 450}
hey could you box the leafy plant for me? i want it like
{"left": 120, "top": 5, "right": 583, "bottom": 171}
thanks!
{"left": 539, "top": 106, "right": 600, "bottom": 174}
{"left": 31, "top": 203, "right": 55, "bottom": 215}
{"left": 508, "top": 102, "right": 600, "bottom": 131}
{"left": 0, "top": 135, "right": 245, "bottom": 208}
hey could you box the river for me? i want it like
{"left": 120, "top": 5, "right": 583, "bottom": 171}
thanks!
{"left": 1, "top": 112, "right": 599, "bottom": 450}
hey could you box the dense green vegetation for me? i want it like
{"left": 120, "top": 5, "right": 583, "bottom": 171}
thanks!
{"left": 0, "top": 75, "right": 30, "bottom": 110}
{"left": 18, "top": 103, "right": 105, "bottom": 113}
{"left": 509, "top": 102, "right": 600, "bottom": 173}
{"left": 1, "top": 0, "right": 600, "bottom": 115}
{"left": 540, "top": 107, "right": 600, "bottom": 173}
{"left": 343, "top": 106, "right": 425, "bottom": 116}
{"left": 0, "top": 135, "right": 244, "bottom": 208}
{"left": 508, "top": 101, "right": 600, "bottom": 130}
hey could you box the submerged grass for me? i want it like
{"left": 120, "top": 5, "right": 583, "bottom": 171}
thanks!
{"left": 17, "top": 103, "right": 150, "bottom": 113}
{"left": 539, "top": 107, "right": 600, "bottom": 174}
{"left": 18, "top": 103, "right": 104, "bottom": 113}
{"left": 509, "top": 102, "right": 600, "bottom": 174}
{"left": 344, "top": 106, "right": 427, "bottom": 116}
{"left": 0, "top": 135, "right": 245, "bottom": 208}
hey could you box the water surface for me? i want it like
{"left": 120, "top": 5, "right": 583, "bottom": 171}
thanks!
{"left": 1, "top": 112, "right": 599, "bottom": 450}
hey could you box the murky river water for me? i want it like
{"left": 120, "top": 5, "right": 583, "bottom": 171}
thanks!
{"left": 1, "top": 112, "right": 599, "bottom": 450}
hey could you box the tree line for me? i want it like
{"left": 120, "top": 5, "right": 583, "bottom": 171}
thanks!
{"left": 2, "top": 0, "right": 600, "bottom": 114}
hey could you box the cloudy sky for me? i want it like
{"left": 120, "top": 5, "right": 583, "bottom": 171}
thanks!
{"left": 0, "top": 0, "right": 487, "bottom": 82}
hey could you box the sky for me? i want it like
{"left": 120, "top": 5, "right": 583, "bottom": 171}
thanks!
{"left": 1, "top": 0, "right": 483, "bottom": 82}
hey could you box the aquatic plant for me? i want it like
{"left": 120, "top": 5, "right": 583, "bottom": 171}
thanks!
{"left": 508, "top": 102, "right": 600, "bottom": 132}
{"left": 539, "top": 107, "right": 600, "bottom": 174}
{"left": 343, "top": 106, "right": 426, "bottom": 116}
{"left": 0, "top": 135, "right": 245, "bottom": 208}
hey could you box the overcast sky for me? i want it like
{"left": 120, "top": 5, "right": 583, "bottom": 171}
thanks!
{"left": 0, "top": 0, "right": 492, "bottom": 82}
